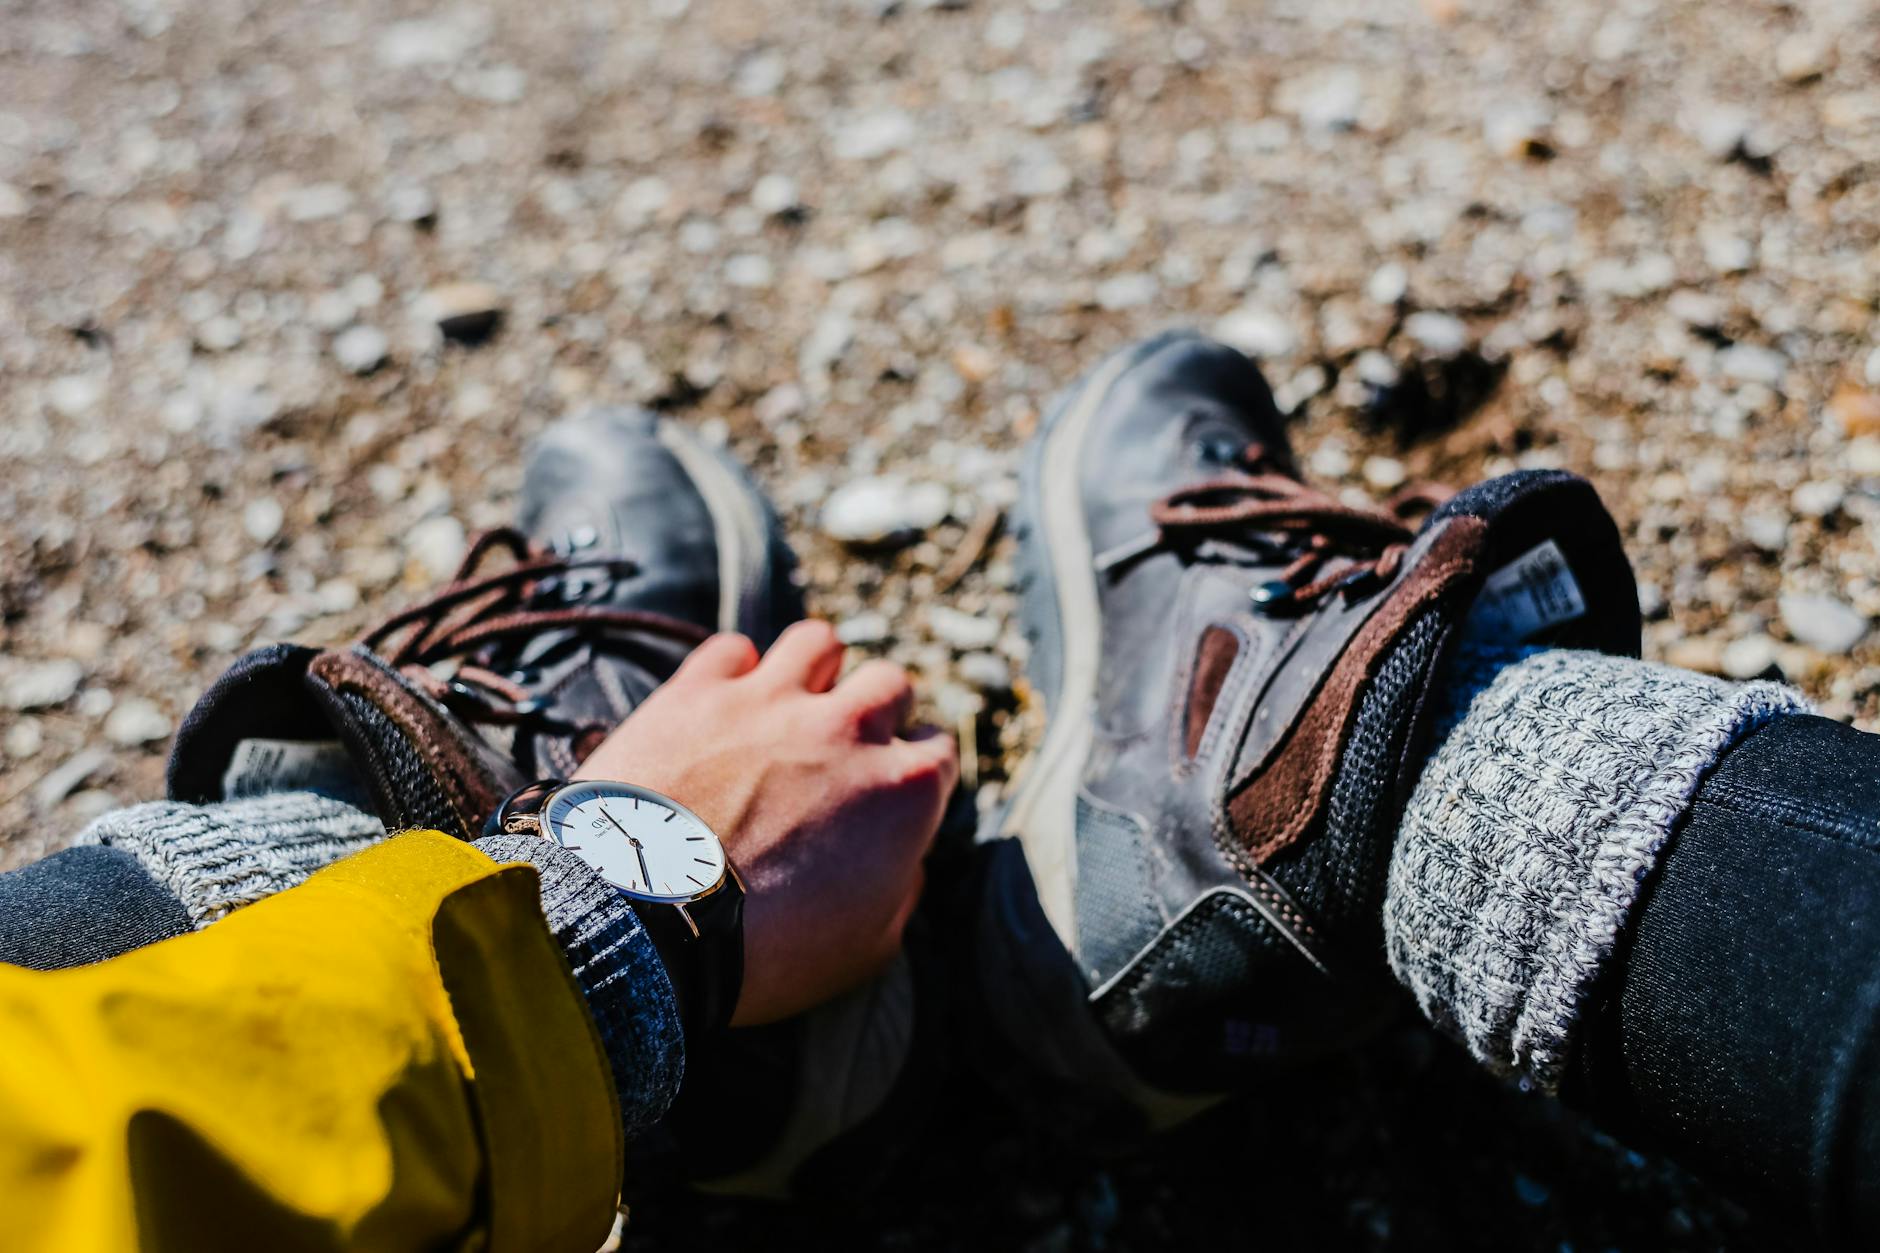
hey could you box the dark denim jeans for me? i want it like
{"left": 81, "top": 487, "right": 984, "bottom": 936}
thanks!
{"left": 1572, "top": 712, "right": 1880, "bottom": 1244}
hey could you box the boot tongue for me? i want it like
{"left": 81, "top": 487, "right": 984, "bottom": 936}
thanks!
{"left": 168, "top": 644, "right": 345, "bottom": 803}
{"left": 169, "top": 643, "right": 521, "bottom": 840}
{"left": 508, "top": 632, "right": 696, "bottom": 779}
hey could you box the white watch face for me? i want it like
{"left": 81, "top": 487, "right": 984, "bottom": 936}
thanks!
{"left": 544, "top": 780, "right": 726, "bottom": 903}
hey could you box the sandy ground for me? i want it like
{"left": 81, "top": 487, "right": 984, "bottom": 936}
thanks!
{"left": 3, "top": 0, "right": 1876, "bottom": 1246}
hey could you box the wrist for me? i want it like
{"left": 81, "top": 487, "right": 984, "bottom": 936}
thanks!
{"left": 626, "top": 895, "right": 735, "bottom": 1038}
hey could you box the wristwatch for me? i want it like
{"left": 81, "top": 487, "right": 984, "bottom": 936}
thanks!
{"left": 486, "top": 778, "right": 744, "bottom": 1037}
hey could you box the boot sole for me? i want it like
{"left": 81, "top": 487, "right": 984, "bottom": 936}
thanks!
{"left": 968, "top": 330, "right": 1224, "bottom": 1133}
{"left": 1000, "top": 331, "right": 1201, "bottom": 948}
{"left": 655, "top": 420, "right": 803, "bottom": 647}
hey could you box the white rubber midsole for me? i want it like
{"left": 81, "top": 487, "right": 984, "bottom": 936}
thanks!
{"left": 657, "top": 422, "right": 768, "bottom": 636}
{"left": 1000, "top": 346, "right": 1142, "bottom": 950}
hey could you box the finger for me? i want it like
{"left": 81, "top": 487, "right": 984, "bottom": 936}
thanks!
{"left": 835, "top": 659, "right": 915, "bottom": 742}
{"left": 675, "top": 632, "right": 760, "bottom": 683}
{"left": 884, "top": 864, "right": 926, "bottom": 949}
{"left": 895, "top": 724, "right": 960, "bottom": 793}
{"left": 801, "top": 637, "right": 845, "bottom": 694}
{"left": 756, "top": 619, "right": 845, "bottom": 691}
{"left": 877, "top": 729, "right": 957, "bottom": 863}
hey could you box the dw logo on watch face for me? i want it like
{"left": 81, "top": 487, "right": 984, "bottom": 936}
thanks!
{"left": 545, "top": 780, "right": 726, "bottom": 903}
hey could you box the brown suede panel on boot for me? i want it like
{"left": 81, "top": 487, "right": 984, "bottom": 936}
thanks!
{"left": 1226, "top": 517, "right": 1484, "bottom": 865}
{"left": 1184, "top": 626, "right": 1241, "bottom": 760}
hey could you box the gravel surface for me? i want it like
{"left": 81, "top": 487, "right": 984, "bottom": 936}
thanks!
{"left": 3, "top": 0, "right": 1875, "bottom": 1245}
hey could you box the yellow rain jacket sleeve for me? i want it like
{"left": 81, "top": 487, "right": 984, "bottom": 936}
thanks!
{"left": 0, "top": 829, "right": 624, "bottom": 1252}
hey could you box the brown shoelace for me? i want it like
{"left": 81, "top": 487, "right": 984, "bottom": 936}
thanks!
{"left": 1146, "top": 445, "right": 1452, "bottom": 606}
{"left": 359, "top": 526, "right": 708, "bottom": 738}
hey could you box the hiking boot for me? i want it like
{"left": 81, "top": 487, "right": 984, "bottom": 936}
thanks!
{"left": 168, "top": 406, "right": 799, "bottom": 830}
{"left": 973, "top": 331, "right": 1640, "bottom": 1126}
{"left": 429, "top": 405, "right": 803, "bottom": 782}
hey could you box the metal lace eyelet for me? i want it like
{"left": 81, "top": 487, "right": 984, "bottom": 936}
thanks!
{"left": 1249, "top": 579, "right": 1294, "bottom": 609}
{"left": 549, "top": 526, "right": 600, "bottom": 557}
{"left": 445, "top": 678, "right": 492, "bottom": 709}
{"left": 1197, "top": 433, "right": 1244, "bottom": 467}
{"left": 1335, "top": 567, "right": 1379, "bottom": 597}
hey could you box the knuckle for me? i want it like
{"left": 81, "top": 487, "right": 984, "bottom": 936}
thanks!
{"left": 856, "top": 659, "right": 913, "bottom": 698}
{"left": 785, "top": 618, "right": 839, "bottom": 647}
{"left": 837, "top": 701, "right": 884, "bottom": 742}
{"left": 814, "top": 694, "right": 870, "bottom": 739}
{"left": 693, "top": 632, "right": 756, "bottom": 668}
{"left": 885, "top": 747, "right": 947, "bottom": 790}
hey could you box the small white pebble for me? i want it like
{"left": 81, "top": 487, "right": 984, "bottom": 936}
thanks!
{"left": 725, "top": 254, "right": 774, "bottom": 288}
{"left": 333, "top": 324, "right": 389, "bottom": 375}
{"left": 957, "top": 651, "right": 1012, "bottom": 690}
{"left": 5, "top": 718, "right": 44, "bottom": 759}
{"left": 1363, "top": 456, "right": 1408, "bottom": 491}
{"left": 1792, "top": 480, "right": 1845, "bottom": 518}
{"left": 1214, "top": 305, "right": 1297, "bottom": 358}
{"left": 1404, "top": 311, "right": 1469, "bottom": 356}
{"left": 836, "top": 612, "right": 892, "bottom": 646}
{"left": 751, "top": 174, "right": 800, "bottom": 216}
{"left": 105, "top": 697, "right": 172, "bottom": 747}
{"left": 1366, "top": 262, "right": 1409, "bottom": 306}
{"left": 243, "top": 498, "right": 285, "bottom": 544}
{"left": 929, "top": 606, "right": 1002, "bottom": 650}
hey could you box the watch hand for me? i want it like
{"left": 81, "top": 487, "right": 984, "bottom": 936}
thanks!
{"left": 598, "top": 805, "right": 634, "bottom": 841}
{"left": 598, "top": 805, "right": 655, "bottom": 891}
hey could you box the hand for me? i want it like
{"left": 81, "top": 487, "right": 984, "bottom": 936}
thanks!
{"left": 573, "top": 622, "right": 958, "bottom": 1026}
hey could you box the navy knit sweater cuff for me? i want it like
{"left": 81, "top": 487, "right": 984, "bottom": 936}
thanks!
{"left": 474, "top": 833, "right": 686, "bottom": 1141}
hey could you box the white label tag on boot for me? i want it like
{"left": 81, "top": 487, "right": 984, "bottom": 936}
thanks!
{"left": 1470, "top": 539, "right": 1587, "bottom": 641}
{"left": 222, "top": 738, "right": 356, "bottom": 799}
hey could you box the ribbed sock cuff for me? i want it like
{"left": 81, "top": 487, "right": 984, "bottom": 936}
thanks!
{"left": 474, "top": 834, "right": 685, "bottom": 1141}
{"left": 79, "top": 791, "right": 385, "bottom": 928}
{"left": 1385, "top": 649, "right": 1810, "bottom": 1092}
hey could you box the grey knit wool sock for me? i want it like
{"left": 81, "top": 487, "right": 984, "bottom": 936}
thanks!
{"left": 80, "top": 790, "right": 386, "bottom": 928}
{"left": 1386, "top": 649, "right": 1811, "bottom": 1093}
{"left": 475, "top": 833, "right": 685, "bottom": 1140}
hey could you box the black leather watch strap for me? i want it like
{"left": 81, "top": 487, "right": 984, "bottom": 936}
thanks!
{"left": 631, "top": 881, "right": 744, "bottom": 1038}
